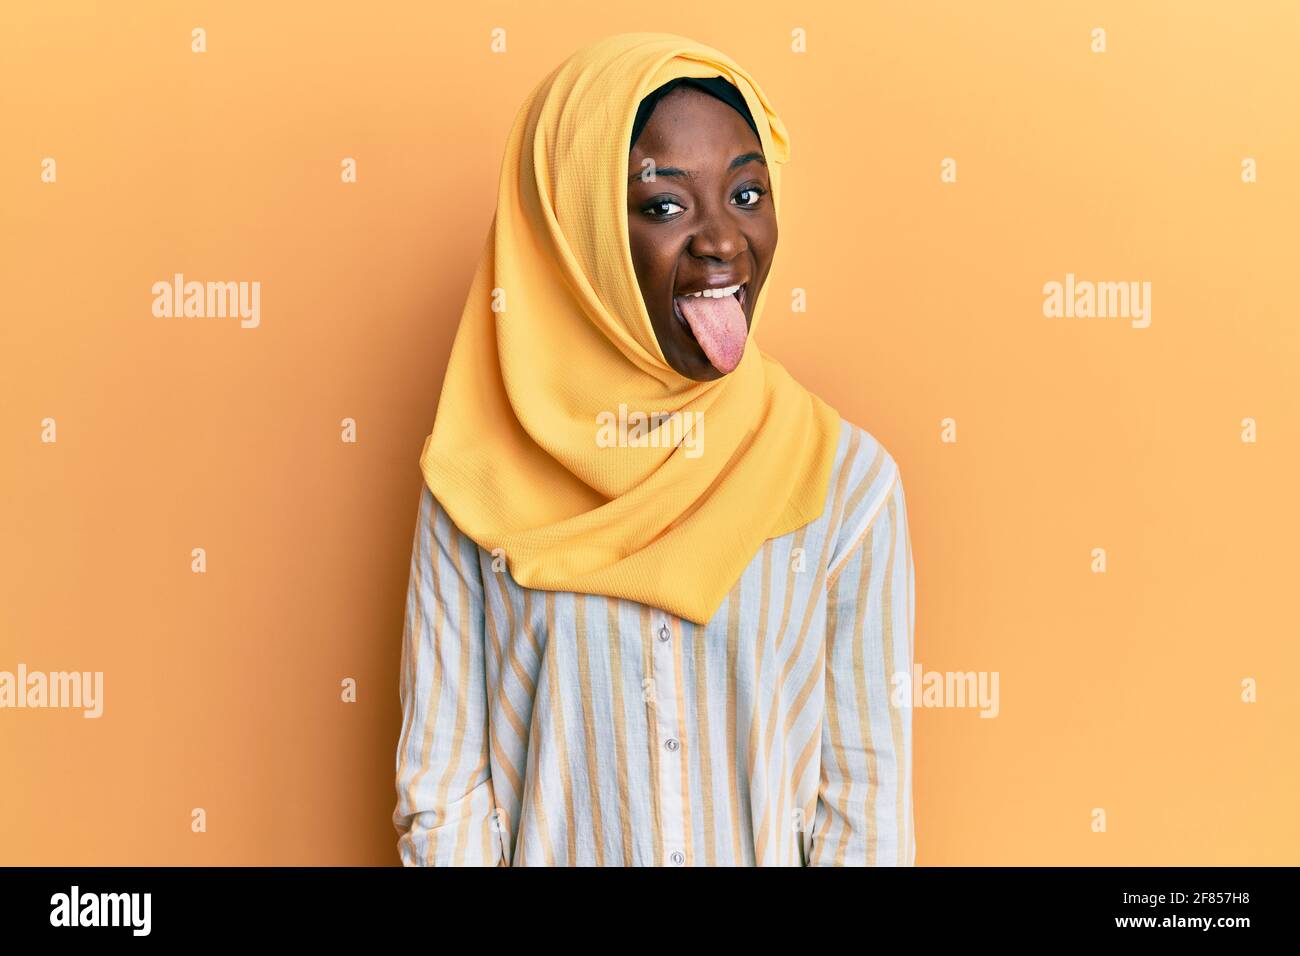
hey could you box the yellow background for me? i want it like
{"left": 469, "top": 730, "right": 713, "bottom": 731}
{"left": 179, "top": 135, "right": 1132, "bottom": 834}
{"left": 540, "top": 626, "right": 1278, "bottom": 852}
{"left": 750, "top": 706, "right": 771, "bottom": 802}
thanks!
{"left": 2, "top": 1, "right": 1296, "bottom": 864}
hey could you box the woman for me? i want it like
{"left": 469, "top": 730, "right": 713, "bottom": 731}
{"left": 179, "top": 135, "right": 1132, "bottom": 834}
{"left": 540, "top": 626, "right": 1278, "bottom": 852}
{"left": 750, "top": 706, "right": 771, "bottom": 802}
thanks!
{"left": 393, "top": 32, "right": 915, "bottom": 866}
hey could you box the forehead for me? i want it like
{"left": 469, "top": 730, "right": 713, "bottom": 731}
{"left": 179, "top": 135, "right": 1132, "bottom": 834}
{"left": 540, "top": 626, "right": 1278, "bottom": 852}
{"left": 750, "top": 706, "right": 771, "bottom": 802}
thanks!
{"left": 629, "top": 88, "right": 760, "bottom": 161}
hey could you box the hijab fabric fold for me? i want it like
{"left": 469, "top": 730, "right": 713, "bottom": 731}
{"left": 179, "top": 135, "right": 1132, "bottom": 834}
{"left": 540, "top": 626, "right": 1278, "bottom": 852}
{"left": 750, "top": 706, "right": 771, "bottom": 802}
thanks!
{"left": 420, "top": 31, "right": 841, "bottom": 625}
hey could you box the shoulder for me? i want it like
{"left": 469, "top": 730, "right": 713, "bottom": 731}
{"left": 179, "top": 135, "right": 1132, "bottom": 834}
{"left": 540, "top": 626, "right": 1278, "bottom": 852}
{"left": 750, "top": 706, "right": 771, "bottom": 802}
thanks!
{"left": 824, "top": 418, "right": 906, "bottom": 579}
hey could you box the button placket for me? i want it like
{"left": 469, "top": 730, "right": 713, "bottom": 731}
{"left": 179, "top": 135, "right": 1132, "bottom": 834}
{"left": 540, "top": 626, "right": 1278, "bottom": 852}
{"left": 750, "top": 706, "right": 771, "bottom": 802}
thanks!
{"left": 652, "top": 616, "right": 687, "bottom": 867}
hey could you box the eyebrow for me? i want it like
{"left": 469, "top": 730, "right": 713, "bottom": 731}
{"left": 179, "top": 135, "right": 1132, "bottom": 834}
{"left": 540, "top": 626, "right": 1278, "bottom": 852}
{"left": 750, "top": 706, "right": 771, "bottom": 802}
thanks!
{"left": 627, "top": 151, "right": 766, "bottom": 184}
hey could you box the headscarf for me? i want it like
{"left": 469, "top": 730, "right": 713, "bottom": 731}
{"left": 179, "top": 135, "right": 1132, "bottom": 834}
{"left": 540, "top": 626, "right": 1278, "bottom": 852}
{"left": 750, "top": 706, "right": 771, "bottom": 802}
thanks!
{"left": 419, "top": 31, "right": 841, "bottom": 625}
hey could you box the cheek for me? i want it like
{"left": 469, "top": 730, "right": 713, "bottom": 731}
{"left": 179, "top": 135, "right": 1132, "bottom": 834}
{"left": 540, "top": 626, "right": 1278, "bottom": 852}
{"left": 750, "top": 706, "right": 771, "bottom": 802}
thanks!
{"left": 629, "top": 241, "right": 674, "bottom": 301}
{"left": 753, "top": 219, "right": 778, "bottom": 276}
{"left": 626, "top": 223, "right": 658, "bottom": 275}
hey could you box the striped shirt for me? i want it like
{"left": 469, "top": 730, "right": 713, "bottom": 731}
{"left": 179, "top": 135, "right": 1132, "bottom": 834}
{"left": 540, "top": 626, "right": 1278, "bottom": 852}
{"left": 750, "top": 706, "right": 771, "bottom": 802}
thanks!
{"left": 392, "top": 419, "right": 915, "bottom": 866}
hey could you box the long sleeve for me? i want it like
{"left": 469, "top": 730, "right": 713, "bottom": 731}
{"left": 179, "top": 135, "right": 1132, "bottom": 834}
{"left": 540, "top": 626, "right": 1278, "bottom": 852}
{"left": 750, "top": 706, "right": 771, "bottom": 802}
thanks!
{"left": 810, "top": 464, "right": 916, "bottom": 866}
{"left": 392, "top": 485, "right": 504, "bottom": 866}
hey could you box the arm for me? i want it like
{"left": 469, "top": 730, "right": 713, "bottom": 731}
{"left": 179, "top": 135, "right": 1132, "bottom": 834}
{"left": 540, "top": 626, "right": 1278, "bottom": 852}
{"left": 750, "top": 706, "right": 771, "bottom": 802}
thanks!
{"left": 809, "top": 465, "right": 916, "bottom": 866}
{"left": 392, "top": 484, "right": 504, "bottom": 866}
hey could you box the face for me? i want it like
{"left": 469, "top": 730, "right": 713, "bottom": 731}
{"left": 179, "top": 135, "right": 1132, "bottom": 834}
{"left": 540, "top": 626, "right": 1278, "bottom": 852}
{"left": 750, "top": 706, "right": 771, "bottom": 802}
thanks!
{"left": 627, "top": 87, "right": 778, "bottom": 381}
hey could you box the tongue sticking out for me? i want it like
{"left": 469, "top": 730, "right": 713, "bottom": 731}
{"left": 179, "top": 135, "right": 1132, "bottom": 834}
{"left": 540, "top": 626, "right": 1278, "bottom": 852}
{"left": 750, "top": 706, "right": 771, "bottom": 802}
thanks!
{"left": 674, "top": 291, "right": 748, "bottom": 374}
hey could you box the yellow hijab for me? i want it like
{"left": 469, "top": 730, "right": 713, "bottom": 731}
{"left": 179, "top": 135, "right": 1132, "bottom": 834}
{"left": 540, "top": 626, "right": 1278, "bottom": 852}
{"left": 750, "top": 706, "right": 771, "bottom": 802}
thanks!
{"left": 420, "top": 32, "right": 841, "bottom": 625}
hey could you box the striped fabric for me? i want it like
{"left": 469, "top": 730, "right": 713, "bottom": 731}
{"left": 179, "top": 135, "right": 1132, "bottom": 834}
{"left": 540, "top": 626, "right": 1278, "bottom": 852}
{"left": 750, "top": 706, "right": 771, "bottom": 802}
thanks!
{"left": 392, "top": 419, "right": 915, "bottom": 866}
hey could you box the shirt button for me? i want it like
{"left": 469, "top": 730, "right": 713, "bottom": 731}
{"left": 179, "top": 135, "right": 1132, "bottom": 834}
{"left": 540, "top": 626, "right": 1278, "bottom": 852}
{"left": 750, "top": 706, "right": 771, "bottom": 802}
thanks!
{"left": 657, "top": 623, "right": 670, "bottom": 642}
{"left": 664, "top": 737, "right": 679, "bottom": 753}
{"left": 669, "top": 850, "right": 685, "bottom": 866}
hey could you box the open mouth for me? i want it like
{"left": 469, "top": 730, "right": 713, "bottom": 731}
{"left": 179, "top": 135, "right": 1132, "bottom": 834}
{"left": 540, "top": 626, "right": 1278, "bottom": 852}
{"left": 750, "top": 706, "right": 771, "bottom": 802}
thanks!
{"left": 672, "top": 282, "right": 747, "bottom": 329}
{"left": 671, "top": 282, "right": 750, "bottom": 374}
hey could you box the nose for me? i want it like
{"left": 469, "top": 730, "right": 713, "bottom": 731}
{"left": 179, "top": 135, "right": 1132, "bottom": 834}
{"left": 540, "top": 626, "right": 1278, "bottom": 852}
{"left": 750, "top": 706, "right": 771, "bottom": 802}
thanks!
{"left": 686, "top": 206, "right": 747, "bottom": 263}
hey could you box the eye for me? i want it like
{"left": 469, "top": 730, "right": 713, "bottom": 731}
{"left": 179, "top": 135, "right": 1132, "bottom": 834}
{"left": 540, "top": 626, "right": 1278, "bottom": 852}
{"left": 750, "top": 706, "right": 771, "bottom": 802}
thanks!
{"left": 642, "top": 198, "right": 685, "bottom": 220}
{"left": 733, "top": 185, "right": 767, "bottom": 208}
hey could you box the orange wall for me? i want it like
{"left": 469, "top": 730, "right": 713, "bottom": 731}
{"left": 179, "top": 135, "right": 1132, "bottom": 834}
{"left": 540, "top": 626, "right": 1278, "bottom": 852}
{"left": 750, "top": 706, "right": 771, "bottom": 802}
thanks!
{"left": 1, "top": 1, "right": 1296, "bottom": 865}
